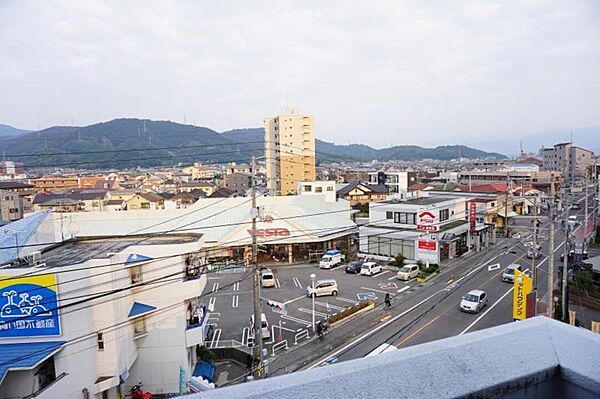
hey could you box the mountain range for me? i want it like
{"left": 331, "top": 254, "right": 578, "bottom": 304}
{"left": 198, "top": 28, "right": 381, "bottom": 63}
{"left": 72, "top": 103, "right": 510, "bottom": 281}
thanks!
{"left": 0, "top": 119, "right": 506, "bottom": 169}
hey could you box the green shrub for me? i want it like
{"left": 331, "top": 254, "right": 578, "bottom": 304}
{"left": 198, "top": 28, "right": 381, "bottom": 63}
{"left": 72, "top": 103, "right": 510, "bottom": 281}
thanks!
{"left": 389, "top": 253, "right": 405, "bottom": 268}
{"left": 572, "top": 270, "right": 593, "bottom": 291}
{"left": 196, "top": 345, "right": 216, "bottom": 364}
{"left": 419, "top": 263, "right": 440, "bottom": 278}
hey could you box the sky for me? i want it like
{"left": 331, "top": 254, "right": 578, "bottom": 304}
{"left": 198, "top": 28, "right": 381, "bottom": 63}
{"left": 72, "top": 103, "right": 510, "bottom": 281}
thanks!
{"left": 1, "top": 0, "right": 599, "bottom": 150}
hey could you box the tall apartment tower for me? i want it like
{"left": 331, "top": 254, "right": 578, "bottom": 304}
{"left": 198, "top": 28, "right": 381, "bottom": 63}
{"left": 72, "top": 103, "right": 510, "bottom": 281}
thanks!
{"left": 264, "top": 107, "right": 316, "bottom": 195}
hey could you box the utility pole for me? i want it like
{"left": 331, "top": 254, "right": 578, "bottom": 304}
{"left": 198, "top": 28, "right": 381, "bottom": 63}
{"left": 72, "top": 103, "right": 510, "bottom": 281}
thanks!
{"left": 561, "top": 179, "right": 570, "bottom": 322}
{"left": 584, "top": 170, "right": 589, "bottom": 235}
{"left": 251, "top": 155, "right": 264, "bottom": 377}
{"left": 532, "top": 196, "right": 538, "bottom": 298}
{"left": 547, "top": 183, "right": 556, "bottom": 319}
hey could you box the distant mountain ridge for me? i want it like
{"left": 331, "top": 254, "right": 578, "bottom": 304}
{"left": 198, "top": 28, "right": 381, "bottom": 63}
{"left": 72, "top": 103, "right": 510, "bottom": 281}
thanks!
{"left": 0, "top": 124, "right": 32, "bottom": 138}
{"left": 0, "top": 119, "right": 505, "bottom": 169}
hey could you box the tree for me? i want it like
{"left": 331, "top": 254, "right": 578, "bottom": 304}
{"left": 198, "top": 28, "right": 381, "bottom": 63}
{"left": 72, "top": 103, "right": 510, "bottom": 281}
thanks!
{"left": 390, "top": 253, "right": 405, "bottom": 267}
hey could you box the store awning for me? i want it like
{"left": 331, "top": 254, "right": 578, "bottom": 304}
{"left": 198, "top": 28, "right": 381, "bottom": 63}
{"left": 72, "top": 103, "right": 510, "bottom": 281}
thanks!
{"left": 0, "top": 341, "right": 65, "bottom": 384}
{"left": 128, "top": 302, "right": 157, "bottom": 318}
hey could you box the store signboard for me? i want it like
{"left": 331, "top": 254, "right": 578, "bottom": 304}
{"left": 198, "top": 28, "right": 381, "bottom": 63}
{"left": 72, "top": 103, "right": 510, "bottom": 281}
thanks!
{"left": 418, "top": 241, "right": 437, "bottom": 251}
{"left": 469, "top": 202, "right": 477, "bottom": 233}
{"left": 417, "top": 210, "right": 438, "bottom": 232}
{"left": 0, "top": 274, "right": 61, "bottom": 337}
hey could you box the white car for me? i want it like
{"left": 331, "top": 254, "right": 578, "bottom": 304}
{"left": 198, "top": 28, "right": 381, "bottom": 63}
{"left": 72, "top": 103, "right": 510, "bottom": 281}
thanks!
{"left": 360, "top": 262, "right": 382, "bottom": 276}
{"left": 307, "top": 279, "right": 338, "bottom": 297}
{"left": 460, "top": 290, "right": 488, "bottom": 313}
{"left": 396, "top": 264, "right": 420, "bottom": 281}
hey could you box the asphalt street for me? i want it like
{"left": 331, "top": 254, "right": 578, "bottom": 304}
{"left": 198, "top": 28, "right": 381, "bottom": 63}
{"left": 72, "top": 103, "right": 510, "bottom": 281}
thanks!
{"left": 305, "top": 191, "right": 596, "bottom": 367}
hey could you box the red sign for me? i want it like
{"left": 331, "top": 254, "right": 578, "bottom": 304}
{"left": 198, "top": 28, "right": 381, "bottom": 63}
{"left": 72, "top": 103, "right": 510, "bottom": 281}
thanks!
{"left": 418, "top": 241, "right": 437, "bottom": 251}
{"left": 247, "top": 228, "right": 291, "bottom": 237}
{"left": 417, "top": 210, "right": 437, "bottom": 231}
{"left": 469, "top": 202, "right": 477, "bottom": 233}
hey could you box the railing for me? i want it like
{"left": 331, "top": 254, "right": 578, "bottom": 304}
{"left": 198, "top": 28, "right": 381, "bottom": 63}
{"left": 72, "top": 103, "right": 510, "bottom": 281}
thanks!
{"left": 23, "top": 372, "right": 67, "bottom": 399}
{"left": 294, "top": 329, "right": 310, "bottom": 345}
{"left": 271, "top": 340, "right": 289, "bottom": 357}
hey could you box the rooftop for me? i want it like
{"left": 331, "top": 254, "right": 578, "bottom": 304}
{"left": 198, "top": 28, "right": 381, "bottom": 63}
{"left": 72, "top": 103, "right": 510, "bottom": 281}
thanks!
{"left": 185, "top": 317, "right": 600, "bottom": 399}
{"left": 385, "top": 196, "right": 463, "bottom": 206}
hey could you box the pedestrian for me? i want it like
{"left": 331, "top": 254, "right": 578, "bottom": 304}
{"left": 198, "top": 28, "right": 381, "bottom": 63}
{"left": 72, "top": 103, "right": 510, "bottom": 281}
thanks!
{"left": 384, "top": 293, "right": 391, "bottom": 309}
{"left": 316, "top": 321, "right": 323, "bottom": 339}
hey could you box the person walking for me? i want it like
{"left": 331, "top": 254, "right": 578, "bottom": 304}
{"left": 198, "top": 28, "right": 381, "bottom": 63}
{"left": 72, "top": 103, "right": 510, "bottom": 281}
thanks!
{"left": 384, "top": 293, "right": 392, "bottom": 310}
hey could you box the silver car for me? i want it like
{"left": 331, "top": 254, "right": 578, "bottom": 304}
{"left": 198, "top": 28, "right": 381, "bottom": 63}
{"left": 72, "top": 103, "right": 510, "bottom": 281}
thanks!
{"left": 502, "top": 264, "right": 522, "bottom": 283}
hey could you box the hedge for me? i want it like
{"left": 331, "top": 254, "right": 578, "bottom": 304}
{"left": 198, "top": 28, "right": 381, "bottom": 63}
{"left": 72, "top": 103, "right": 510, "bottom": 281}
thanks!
{"left": 328, "top": 300, "right": 373, "bottom": 324}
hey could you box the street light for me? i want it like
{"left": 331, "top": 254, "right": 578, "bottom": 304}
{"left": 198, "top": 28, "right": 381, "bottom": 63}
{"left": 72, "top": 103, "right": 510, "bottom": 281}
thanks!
{"left": 310, "top": 273, "right": 316, "bottom": 333}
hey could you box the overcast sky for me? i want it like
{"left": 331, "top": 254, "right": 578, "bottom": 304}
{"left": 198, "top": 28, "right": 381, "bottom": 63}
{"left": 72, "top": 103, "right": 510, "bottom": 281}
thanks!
{"left": 1, "top": 0, "right": 599, "bottom": 149}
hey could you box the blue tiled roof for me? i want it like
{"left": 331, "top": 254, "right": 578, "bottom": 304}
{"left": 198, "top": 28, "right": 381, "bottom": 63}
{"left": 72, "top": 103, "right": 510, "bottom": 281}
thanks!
{"left": 128, "top": 302, "right": 157, "bottom": 318}
{"left": 0, "top": 341, "right": 65, "bottom": 383}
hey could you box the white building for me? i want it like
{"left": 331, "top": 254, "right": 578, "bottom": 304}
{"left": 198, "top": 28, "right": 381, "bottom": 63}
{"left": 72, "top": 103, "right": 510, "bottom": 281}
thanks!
{"left": 368, "top": 170, "right": 416, "bottom": 200}
{"left": 542, "top": 142, "right": 594, "bottom": 183}
{"left": 360, "top": 197, "right": 471, "bottom": 264}
{"left": 297, "top": 181, "right": 337, "bottom": 203}
{"left": 0, "top": 232, "right": 207, "bottom": 399}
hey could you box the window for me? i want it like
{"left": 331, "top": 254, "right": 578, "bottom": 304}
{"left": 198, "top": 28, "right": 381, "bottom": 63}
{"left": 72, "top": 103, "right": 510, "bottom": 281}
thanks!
{"left": 315, "top": 187, "right": 323, "bottom": 193}
{"left": 386, "top": 211, "right": 393, "bottom": 219}
{"left": 440, "top": 209, "right": 449, "bottom": 222}
{"left": 97, "top": 332, "right": 105, "bottom": 351}
{"left": 130, "top": 266, "right": 142, "bottom": 284}
{"left": 393, "top": 212, "right": 416, "bottom": 224}
{"left": 326, "top": 186, "right": 333, "bottom": 191}
{"left": 303, "top": 185, "right": 312, "bottom": 192}
{"left": 134, "top": 317, "right": 146, "bottom": 335}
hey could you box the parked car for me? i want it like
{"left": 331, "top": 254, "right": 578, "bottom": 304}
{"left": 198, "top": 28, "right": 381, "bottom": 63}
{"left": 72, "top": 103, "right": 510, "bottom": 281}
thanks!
{"left": 250, "top": 313, "right": 270, "bottom": 340}
{"left": 460, "top": 290, "right": 488, "bottom": 313}
{"left": 502, "top": 264, "right": 522, "bottom": 283}
{"left": 307, "top": 279, "right": 338, "bottom": 297}
{"left": 319, "top": 250, "right": 343, "bottom": 269}
{"left": 345, "top": 260, "right": 363, "bottom": 274}
{"left": 261, "top": 269, "right": 275, "bottom": 288}
{"left": 571, "top": 203, "right": 580, "bottom": 210}
{"left": 396, "top": 264, "right": 420, "bottom": 281}
{"left": 360, "top": 261, "right": 382, "bottom": 276}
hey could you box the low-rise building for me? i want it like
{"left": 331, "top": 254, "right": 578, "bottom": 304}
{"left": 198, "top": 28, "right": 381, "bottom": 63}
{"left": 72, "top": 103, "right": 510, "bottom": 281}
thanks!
{"left": 182, "top": 162, "right": 217, "bottom": 180}
{"left": 542, "top": 142, "right": 594, "bottom": 184}
{"left": 126, "top": 192, "right": 165, "bottom": 210}
{"left": 336, "top": 181, "right": 387, "bottom": 207}
{"left": 0, "top": 232, "right": 207, "bottom": 399}
{"left": 179, "top": 182, "right": 216, "bottom": 196}
{"left": 223, "top": 172, "right": 251, "bottom": 195}
{"left": 0, "top": 189, "right": 24, "bottom": 224}
{"left": 368, "top": 170, "right": 417, "bottom": 199}
{"left": 360, "top": 196, "right": 495, "bottom": 263}
{"left": 297, "top": 181, "right": 337, "bottom": 203}
{"left": 30, "top": 176, "right": 80, "bottom": 193}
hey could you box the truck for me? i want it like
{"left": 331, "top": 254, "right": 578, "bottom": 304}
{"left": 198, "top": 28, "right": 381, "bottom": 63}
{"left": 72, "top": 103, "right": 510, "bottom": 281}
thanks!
{"left": 319, "top": 250, "right": 343, "bottom": 269}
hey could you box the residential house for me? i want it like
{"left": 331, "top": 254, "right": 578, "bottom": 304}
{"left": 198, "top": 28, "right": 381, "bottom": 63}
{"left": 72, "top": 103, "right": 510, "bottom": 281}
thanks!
{"left": 336, "top": 181, "right": 388, "bottom": 207}
{"left": 32, "top": 190, "right": 108, "bottom": 212}
{"left": 0, "top": 189, "right": 24, "bottom": 224}
{"left": 104, "top": 199, "right": 126, "bottom": 211}
{"left": 224, "top": 172, "right": 252, "bottom": 195}
{"left": 208, "top": 187, "right": 237, "bottom": 198}
{"left": 179, "top": 181, "right": 216, "bottom": 196}
{"left": 297, "top": 181, "right": 337, "bottom": 203}
{"left": 126, "top": 192, "right": 165, "bottom": 210}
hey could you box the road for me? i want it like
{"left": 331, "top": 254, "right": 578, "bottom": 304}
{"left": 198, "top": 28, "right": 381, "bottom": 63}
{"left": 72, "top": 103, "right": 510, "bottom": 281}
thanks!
{"left": 306, "top": 191, "right": 595, "bottom": 367}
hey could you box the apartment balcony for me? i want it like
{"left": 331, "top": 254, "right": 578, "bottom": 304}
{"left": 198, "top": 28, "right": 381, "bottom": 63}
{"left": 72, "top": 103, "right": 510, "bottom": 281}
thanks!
{"left": 185, "top": 305, "right": 209, "bottom": 347}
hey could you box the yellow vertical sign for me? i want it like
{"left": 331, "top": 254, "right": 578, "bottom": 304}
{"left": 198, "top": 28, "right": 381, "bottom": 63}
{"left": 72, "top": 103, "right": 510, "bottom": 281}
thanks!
{"left": 512, "top": 269, "right": 532, "bottom": 320}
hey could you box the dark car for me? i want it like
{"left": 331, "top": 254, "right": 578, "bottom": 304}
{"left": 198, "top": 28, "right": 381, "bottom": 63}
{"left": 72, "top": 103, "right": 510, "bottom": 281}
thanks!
{"left": 345, "top": 261, "right": 363, "bottom": 274}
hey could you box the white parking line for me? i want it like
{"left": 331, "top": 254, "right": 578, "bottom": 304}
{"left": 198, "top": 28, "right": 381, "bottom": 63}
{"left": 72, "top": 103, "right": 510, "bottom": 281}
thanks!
{"left": 275, "top": 279, "right": 281, "bottom": 288}
{"left": 315, "top": 301, "right": 344, "bottom": 311}
{"left": 208, "top": 296, "right": 216, "bottom": 311}
{"left": 360, "top": 286, "right": 391, "bottom": 294}
{"left": 387, "top": 274, "right": 398, "bottom": 281}
{"left": 232, "top": 295, "right": 239, "bottom": 308}
{"left": 377, "top": 270, "right": 390, "bottom": 277}
{"left": 298, "top": 308, "right": 328, "bottom": 317}
{"left": 284, "top": 295, "right": 305, "bottom": 305}
{"left": 336, "top": 297, "right": 359, "bottom": 304}
{"left": 212, "top": 282, "right": 219, "bottom": 293}
{"left": 232, "top": 282, "right": 240, "bottom": 292}
{"left": 293, "top": 277, "right": 302, "bottom": 288}
{"left": 281, "top": 314, "right": 312, "bottom": 326}
{"left": 397, "top": 286, "right": 410, "bottom": 294}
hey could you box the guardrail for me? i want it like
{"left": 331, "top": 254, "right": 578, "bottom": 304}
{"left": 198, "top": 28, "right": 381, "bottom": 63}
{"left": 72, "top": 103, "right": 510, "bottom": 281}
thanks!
{"left": 271, "top": 340, "right": 289, "bottom": 357}
{"left": 294, "top": 329, "right": 310, "bottom": 345}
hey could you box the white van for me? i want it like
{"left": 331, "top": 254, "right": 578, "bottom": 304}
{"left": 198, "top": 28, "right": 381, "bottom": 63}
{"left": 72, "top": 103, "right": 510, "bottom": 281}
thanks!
{"left": 360, "top": 261, "right": 382, "bottom": 276}
{"left": 250, "top": 313, "right": 270, "bottom": 340}
{"left": 396, "top": 264, "right": 420, "bottom": 281}
{"left": 568, "top": 215, "right": 578, "bottom": 228}
{"left": 319, "top": 250, "right": 343, "bottom": 269}
{"left": 307, "top": 279, "right": 338, "bottom": 297}
{"left": 261, "top": 269, "right": 275, "bottom": 288}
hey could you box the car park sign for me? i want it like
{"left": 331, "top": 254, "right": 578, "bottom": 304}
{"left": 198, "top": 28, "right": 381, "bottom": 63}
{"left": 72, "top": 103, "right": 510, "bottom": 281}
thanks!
{"left": 0, "top": 274, "right": 61, "bottom": 337}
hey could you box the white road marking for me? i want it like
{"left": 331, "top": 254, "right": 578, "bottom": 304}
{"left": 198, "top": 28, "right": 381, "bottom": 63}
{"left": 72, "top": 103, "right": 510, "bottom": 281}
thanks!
{"left": 293, "top": 277, "right": 302, "bottom": 288}
{"left": 232, "top": 295, "right": 239, "bottom": 308}
{"left": 208, "top": 296, "right": 216, "bottom": 311}
{"left": 281, "top": 314, "right": 312, "bottom": 326}
{"left": 298, "top": 308, "right": 328, "bottom": 317}
{"left": 232, "top": 282, "right": 240, "bottom": 292}
{"left": 212, "top": 282, "right": 219, "bottom": 293}
{"left": 336, "top": 296, "right": 359, "bottom": 304}
{"left": 377, "top": 270, "right": 391, "bottom": 277}
{"left": 487, "top": 263, "right": 501, "bottom": 271}
{"left": 284, "top": 295, "right": 305, "bottom": 305}
{"left": 388, "top": 274, "right": 398, "bottom": 281}
{"left": 315, "top": 301, "right": 344, "bottom": 311}
{"left": 360, "top": 286, "right": 391, "bottom": 294}
{"left": 275, "top": 279, "right": 281, "bottom": 288}
{"left": 397, "top": 286, "right": 410, "bottom": 294}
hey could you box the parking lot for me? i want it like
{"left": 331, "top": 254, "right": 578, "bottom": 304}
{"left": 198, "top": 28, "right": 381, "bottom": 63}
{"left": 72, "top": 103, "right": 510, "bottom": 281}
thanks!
{"left": 202, "top": 262, "right": 419, "bottom": 355}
